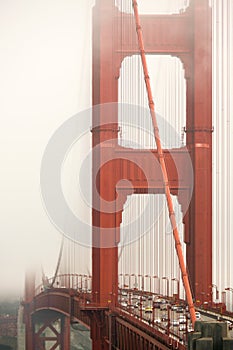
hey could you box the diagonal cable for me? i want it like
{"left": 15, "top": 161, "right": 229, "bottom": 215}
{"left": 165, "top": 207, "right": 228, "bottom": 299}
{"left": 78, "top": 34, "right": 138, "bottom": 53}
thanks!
{"left": 132, "top": 0, "right": 196, "bottom": 326}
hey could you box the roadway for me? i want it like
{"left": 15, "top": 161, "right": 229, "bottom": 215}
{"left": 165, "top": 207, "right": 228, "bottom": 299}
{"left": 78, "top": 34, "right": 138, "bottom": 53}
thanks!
{"left": 118, "top": 289, "right": 233, "bottom": 344}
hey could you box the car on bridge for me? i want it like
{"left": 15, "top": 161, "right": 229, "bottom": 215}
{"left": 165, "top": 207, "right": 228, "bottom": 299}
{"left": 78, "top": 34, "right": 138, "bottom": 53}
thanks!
{"left": 178, "top": 315, "right": 186, "bottom": 324}
{"left": 176, "top": 306, "right": 184, "bottom": 313}
{"left": 188, "top": 324, "right": 194, "bottom": 332}
{"left": 145, "top": 306, "right": 153, "bottom": 313}
{"left": 171, "top": 304, "right": 179, "bottom": 311}
{"left": 154, "top": 317, "right": 161, "bottom": 324}
{"left": 226, "top": 321, "right": 233, "bottom": 330}
{"left": 170, "top": 319, "right": 179, "bottom": 327}
{"left": 161, "top": 314, "right": 168, "bottom": 322}
{"left": 179, "top": 323, "right": 186, "bottom": 332}
{"left": 120, "top": 301, "right": 128, "bottom": 308}
{"left": 160, "top": 302, "right": 171, "bottom": 310}
{"left": 186, "top": 311, "right": 201, "bottom": 320}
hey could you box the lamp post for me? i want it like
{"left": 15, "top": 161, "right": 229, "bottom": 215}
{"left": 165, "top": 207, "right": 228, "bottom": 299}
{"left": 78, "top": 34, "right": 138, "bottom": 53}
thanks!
{"left": 138, "top": 274, "right": 144, "bottom": 292}
{"left": 153, "top": 276, "right": 160, "bottom": 295}
{"left": 200, "top": 291, "right": 208, "bottom": 308}
{"left": 225, "top": 287, "right": 233, "bottom": 312}
{"left": 194, "top": 282, "right": 199, "bottom": 305}
{"left": 130, "top": 273, "right": 138, "bottom": 290}
{"left": 145, "top": 274, "right": 152, "bottom": 294}
{"left": 123, "top": 274, "right": 130, "bottom": 289}
{"left": 78, "top": 274, "right": 83, "bottom": 291}
{"left": 88, "top": 275, "right": 92, "bottom": 293}
{"left": 83, "top": 274, "right": 88, "bottom": 293}
{"left": 221, "top": 291, "right": 226, "bottom": 307}
{"left": 171, "top": 278, "right": 180, "bottom": 301}
{"left": 118, "top": 273, "right": 124, "bottom": 290}
{"left": 162, "top": 277, "right": 169, "bottom": 299}
{"left": 211, "top": 284, "right": 219, "bottom": 303}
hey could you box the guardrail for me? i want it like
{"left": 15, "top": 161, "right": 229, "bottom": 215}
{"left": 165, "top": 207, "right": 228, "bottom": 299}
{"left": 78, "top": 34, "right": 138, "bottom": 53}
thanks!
{"left": 35, "top": 273, "right": 92, "bottom": 295}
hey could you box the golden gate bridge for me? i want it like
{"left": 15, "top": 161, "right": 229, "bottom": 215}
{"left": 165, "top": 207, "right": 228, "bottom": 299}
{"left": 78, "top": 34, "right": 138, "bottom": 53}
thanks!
{"left": 22, "top": 0, "right": 233, "bottom": 349}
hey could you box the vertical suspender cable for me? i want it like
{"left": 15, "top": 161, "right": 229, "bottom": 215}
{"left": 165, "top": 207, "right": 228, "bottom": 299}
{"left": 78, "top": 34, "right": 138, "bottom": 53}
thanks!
{"left": 221, "top": 0, "right": 226, "bottom": 287}
{"left": 132, "top": 0, "right": 196, "bottom": 326}
{"left": 214, "top": 0, "right": 219, "bottom": 292}
{"left": 50, "top": 234, "right": 64, "bottom": 288}
{"left": 226, "top": 0, "right": 230, "bottom": 298}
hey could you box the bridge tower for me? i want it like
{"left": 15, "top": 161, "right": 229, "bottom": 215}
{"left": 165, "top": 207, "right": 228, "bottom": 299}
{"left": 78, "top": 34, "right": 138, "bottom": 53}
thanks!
{"left": 92, "top": 0, "right": 212, "bottom": 324}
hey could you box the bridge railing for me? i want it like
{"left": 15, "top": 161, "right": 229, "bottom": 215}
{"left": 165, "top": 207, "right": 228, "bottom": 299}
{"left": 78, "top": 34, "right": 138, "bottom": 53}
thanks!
{"left": 35, "top": 273, "right": 233, "bottom": 323}
{"left": 35, "top": 273, "right": 92, "bottom": 296}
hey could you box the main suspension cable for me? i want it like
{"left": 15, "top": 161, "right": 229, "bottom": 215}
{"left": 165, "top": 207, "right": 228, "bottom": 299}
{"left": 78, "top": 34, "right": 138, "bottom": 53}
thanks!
{"left": 132, "top": 0, "right": 196, "bottom": 327}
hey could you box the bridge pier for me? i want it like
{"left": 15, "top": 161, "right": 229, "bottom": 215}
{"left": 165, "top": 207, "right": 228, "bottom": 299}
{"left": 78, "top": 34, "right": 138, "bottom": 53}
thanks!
{"left": 188, "top": 321, "right": 233, "bottom": 350}
{"left": 84, "top": 309, "right": 108, "bottom": 350}
{"left": 24, "top": 271, "right": 35, "bottom": 350}
{"left": 25, "top": 310, "right": 70, "bottom": 350}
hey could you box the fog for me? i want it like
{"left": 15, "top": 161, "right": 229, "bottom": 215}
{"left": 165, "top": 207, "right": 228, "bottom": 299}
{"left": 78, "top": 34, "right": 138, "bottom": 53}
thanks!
{"left": 1, "top": 0, "right": 231, "bottom": 305}
{"left": 0, "top": 0, "right": 183, "bottom": 299}
{"left": 0, "top": 0, "right": 94, "bottom": 297}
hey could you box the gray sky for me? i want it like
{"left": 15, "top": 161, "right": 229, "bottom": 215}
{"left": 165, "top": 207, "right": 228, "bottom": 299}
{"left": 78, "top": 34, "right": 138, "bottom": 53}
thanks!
{"left": 0, "top": 0, "right": 185, "bottom": 298}
{"left": 1, "top": 0, "right": 231, "bottom": 305}
{"left": 0, "top": 0, "right": 94, "bottom": 297}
